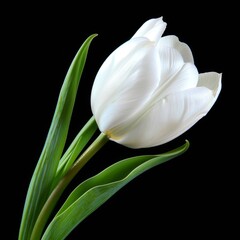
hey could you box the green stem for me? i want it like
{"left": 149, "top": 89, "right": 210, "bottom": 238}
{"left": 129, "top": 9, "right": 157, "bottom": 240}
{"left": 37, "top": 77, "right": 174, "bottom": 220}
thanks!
{"left": 30, "top": 132, "right": 109, "bottom": 240}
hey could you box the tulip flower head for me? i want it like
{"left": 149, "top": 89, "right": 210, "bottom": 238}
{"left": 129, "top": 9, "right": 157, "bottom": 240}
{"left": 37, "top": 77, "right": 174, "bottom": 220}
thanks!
{"left": 91, "top": 17, "right": 222, "bottom": 148}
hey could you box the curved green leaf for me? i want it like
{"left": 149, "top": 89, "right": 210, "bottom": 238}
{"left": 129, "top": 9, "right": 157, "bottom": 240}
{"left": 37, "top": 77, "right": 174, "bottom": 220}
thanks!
{"left": 18, "top": 34, "right": 98, "bottom": 240}
{"left": 42, "top": 140, "right": 189, "bottom": 240}
{"left": 53, "top": 116, "right": 98, "bottom": 187}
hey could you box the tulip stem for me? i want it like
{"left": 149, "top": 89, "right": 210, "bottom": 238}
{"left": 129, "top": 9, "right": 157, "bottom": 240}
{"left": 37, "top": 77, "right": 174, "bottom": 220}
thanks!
{"left": 30, "top": 132, "right": 109, "bottom": 240}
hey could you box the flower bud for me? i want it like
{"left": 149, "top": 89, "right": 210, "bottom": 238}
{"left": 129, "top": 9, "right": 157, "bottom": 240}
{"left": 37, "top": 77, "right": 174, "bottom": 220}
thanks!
{"left": 91, "top": 17, "right": 222, "bottom": 148}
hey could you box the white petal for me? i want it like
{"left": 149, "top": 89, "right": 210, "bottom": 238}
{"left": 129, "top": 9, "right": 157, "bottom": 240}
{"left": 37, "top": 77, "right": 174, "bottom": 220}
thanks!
{"left": 111, "top": 87, "right": 215, "bottom": 148}
{"left": 154, "top": 62, "right": 199, "bottom": 101}
{"left": 158, "top": 35, "right": 194, "bottom": 63}
{"left": 157, "top": 46, "right": 185, "bottom": 86}
{"left": 132, "top": 17, "right": 167, "bottom": 42}
{"left": 91, "top": 38, "right": 149, "bottom": 115}
{"left": 198, "top": 72, "right": 222, "bottom": 97}
{"left": 91, "top": 38, "right": 161, "bottom": 132}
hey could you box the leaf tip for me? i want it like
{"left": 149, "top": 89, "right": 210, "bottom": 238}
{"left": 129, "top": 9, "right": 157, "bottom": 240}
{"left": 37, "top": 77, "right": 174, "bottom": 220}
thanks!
{"left": 91, "top": 33, "right": 98, "bottom": 39}
{"left": 184, "top": 139, "right": 190, "bottom": 151}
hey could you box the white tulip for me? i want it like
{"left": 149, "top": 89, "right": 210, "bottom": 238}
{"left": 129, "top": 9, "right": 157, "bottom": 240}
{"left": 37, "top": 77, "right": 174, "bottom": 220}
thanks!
{"left": 91, "top": 17, "right": 222, "bottom": 148}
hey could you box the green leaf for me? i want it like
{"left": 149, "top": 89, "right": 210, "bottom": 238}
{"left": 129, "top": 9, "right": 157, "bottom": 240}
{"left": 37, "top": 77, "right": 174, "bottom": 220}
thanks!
{"left": 41, "top": 140, "right": 189, "bottom": 240}
{"left": 53, "top": 116, "right": 97, "bottom": 186}
{"left": 18, "top": 34, "right": 98, "bottom": 240}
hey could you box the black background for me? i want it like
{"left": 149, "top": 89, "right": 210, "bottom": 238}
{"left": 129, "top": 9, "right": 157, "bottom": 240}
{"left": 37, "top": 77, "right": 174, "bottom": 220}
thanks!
{"left": 4, "top": 2, "right": 237, "bottom": 239}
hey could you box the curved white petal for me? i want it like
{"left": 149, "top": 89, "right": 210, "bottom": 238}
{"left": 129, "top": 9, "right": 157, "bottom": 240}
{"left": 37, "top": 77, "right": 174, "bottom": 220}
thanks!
{"left": 157, "top": 46, "right": 185, "bottom": 85}
{"left": 111, "top": 87, "right": 216, "bottom": 148}
{"left": 198, "top": 72, "right": 222, "bottom": 97}
{"left": 154, "top": 62, "right": 199, "bottom": 100}
{"left": 157, "top": 35, "right": 194, "bottom": 63}
{"left": 132, "top": 17, "right": 167, "bottom": 42}
{"left": 91, "top": 38, "right": 161, "bottom": 132}
{"left": 91, "top": 38, "right": 150, "bottom": 115}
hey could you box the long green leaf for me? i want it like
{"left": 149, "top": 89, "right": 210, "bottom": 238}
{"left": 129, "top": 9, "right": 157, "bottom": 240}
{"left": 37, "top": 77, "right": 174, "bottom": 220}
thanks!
{"left": 53, "top": 116, "right": 97, "bottom": 187}
{"left": 42, "top": 140, "right": 189, "bottom": 240}
{"left": 18, "top": 34, "right": 97, "bottom": 240}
